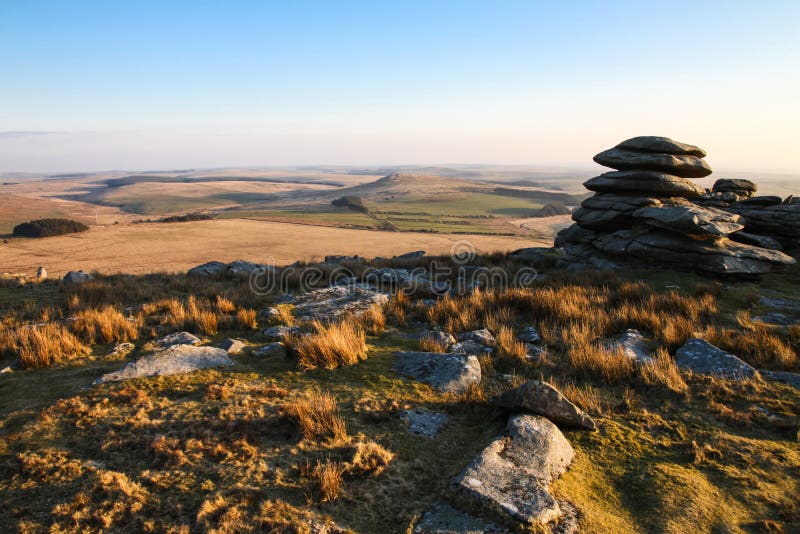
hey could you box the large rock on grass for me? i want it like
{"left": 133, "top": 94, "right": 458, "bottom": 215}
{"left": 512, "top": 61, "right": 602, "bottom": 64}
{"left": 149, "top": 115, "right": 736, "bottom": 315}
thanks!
{"left": 62, "top": 271, "right": 93, "bottom": 286}
{"left": 593, "top": 148, "right": 712, "bottom": 177}
{"left": 96, "top": 344, "right": 234, "bottom": 383}
{"left": 674, "top": 338, "right": 758, "bottom": 380}
{"left": 394, "top": 352, "right": 481, "bottom": 394}
{"left": 584, "top": 171, "right": 705, "bottom": 198}
{"left": 494, "top": 381, "right": 595, "bottom": 430}
{"left": 188, "top": 261, "right": 227, "bottom": 277}
{"left": 284, "top": 285, "right": 389, "bottom": 323}
{"left": 451, "top": 415, "right": 575, "bottom": 528}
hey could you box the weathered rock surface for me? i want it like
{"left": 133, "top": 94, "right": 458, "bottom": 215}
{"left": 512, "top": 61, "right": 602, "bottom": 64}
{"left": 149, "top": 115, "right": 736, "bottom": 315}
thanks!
{"left": 414, "top": 503, "right": 506, "bottom": 534}
{"left": 760, "top": 370, "right": 800, "bottom": 390}
{"left": 221, "top": 338, "right": 246, "bottom": 354}
{"left": 451, "top": 415, "right": 575, "bottom": 527}
{"left": 156, "top": 331, "right": 201, "bottom": 349}
{"left": 62, "top": 270, "right": 94, "bottom": 286}
{"left": 610, "top": 329, "right": 652, "bottom": 361}
{"left": 188, "top": 261, "right": 227, "bottom": 277}
{"left": 726, "top": 203, "right": 800, "bottom": 238}
{"left": 96, "top": 344, "right": 234, "bottom": 383}
{"left": 283, "top": 285, "right": 389, "bottom": 323}
{"left": 420, "top": 330, "right": 457, "bottom": 349}
{"left": 593, "top": 148, "right": 712, "bottom": 178}
{"left": 261, "top": 325, "right": 300, "bottom": 341}
{"left": 713, "top": 178, "right": 757, "bottom": 194}
{"left": 572, "top": 194, "right": 661, "bottom": 230}
{"left": 494, "top": 381, "right": 595, "bottom": 430}
{"left": 729, "top": 231, "right": 783, "bottom": 250}
{"left": 449, "top": 340, "right": 495, "bottom": 357}
{"left": 584, "top": 171, "right": 705, "bottom": 198}
{"left": 674, "top": 338, "right": 758, "bottom": 380}
{"left": 395, "top": 250, "right": 426, "bottom": 260}
{"left": 414, "top": 502, "right": 506, "bottom": 533}
{"left": 394, "top": 352, "right": 481, "bottom": 394}
{"left": 517, "top": 326, "right": 542, "bottom": 344}
{"left": 107, "top": 342, "right": 135, "bottom": 358}
{"left": 458, "top": 329, "right": 496, "bottom": 346}
{"left": 633, "top": 200, "right": 744, "bottom": 237}
{"left": 735, "top": 196, "right": 782, "bottom": 207}
{"left": 401, "top": 409, "right": 450, "bottom": 437}
{"left": 252, "top": 342, "right": 287, "bottom": 358}
{"left": 615, "top": 136, "right": 706, "bottom": 157}
{"left": 591, "top": 228, "right": 795, "bottom": 274}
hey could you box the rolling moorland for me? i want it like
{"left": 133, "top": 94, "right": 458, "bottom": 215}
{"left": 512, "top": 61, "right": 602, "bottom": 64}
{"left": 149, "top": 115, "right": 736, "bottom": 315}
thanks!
{"left": 1, "top": 152, "right": 800, "bottom": 533}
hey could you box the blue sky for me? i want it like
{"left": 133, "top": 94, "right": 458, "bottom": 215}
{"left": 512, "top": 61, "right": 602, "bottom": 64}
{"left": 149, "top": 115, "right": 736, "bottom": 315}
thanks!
{"left": 1, "top": 1, "right": 798, "bottom": 172}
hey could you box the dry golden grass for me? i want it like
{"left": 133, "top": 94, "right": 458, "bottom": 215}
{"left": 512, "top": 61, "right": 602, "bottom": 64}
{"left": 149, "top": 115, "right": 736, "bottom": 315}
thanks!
{"left": 285, "top": 392, "right": 348, "bottom": 442}
{"left": 311, "top": 459, "right": 345, "bottom": 502}
{"left": 639, "top": 348, "right": 689, "bottom": 394}
{"left": 562, "top": 323, "right": 635, "bottom": 383}
{"left": 557, "top": 381, "right": 606, "bottom": 415}
{"left": 292, "top": 320, "right": 367, "bottom": 370}
{"left": 703, "top": 314, "right": 798, "bottom": 370}
{"left": 354, "top": 304, "right": 386, "bottom": 335}
{"left": 495, "top": 326, "right": 527, "bottom": 363}
{"left": 235, "top": 308, "right": 258, "bottom": 330}
{"left": 419, "top": 336, "right": 450, "bottom": 352}
{"left": 215, "top": 295, "right": 236, "bottom": 314}
{"left": 0, "top": 323, "right": 90, "bottom": 368}
{"left": 348, "top": 441, "right": 394, "bottom": 476}
{"left": 70, "top": 305, "right": 139, "bottom": 344}
{"left": 268, "top": 304, "right": 296, "bottom": 326}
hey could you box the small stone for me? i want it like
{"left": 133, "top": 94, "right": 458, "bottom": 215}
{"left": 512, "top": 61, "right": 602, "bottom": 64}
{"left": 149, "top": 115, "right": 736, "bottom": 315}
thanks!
{"left": 420, "top": 330, "right": 457, "bottom": 349}
{"left": 62, "top": 271, "right": 94, "bottom": 286}
{"left": 413, "top": 502, "right": 506, "bottom": 533}
{"left": 400, "top": 409, "right": 449, "bottom": 437}
{"left": 458, "top": 329, "right": 496, "bottom": 346}
{"left": 156, "top": 331, "right": 201, "bottom": 349}
{"left": 394, "top": 351, "right": 481, "bottom": 394}
{"left": 517, "top": 326, "right": 541, "bottom": 344}
{"left": 261, "top": 325, "right": 300, "bottom": 341}
{"left": 494, "top": 380, "right": 596, "bottom": 430}
{"left": 449, "top": 340, "right": 495, "bottom": 357}
{"left": 252, "top": 342, "right": 287, "bottom": 358}
{"left": 221, "top": 338, "right": 246, "bottom": 354}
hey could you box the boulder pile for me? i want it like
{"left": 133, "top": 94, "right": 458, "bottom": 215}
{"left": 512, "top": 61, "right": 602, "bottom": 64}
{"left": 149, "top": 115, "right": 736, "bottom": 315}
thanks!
{"left": 557, "top": 136, "right": 795, "bottom": 275}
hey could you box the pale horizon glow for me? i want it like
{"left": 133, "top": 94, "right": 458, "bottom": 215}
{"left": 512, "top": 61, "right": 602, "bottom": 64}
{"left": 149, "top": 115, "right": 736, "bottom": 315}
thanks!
{"left": 1, "top": 1, "right": 799, "bottom": 174}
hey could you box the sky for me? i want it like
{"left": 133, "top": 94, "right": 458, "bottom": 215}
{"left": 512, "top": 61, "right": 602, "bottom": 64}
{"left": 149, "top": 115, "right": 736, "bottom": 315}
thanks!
{"left": 1, "top": 1, "right": 799, "bottom": 174}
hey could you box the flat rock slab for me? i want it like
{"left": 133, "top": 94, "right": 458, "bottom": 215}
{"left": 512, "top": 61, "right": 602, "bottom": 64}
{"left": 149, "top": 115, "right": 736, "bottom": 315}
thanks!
{"left": 495, "top": 380, "right": 596, "bottom": 430}
{"left": 401, "top": 409, "right": 450, "bottom": 437}
{"left": 284, "top": 285, "right": 389, "bottom": 323}
{"left": 156, "top": 331, "right": 201, "bottom": 349}
{"left": 584, "top": 171, "right": 705, "bottom": 198}
{"left": 674, "top": 338, "right": 758, "bottom": 380}
{"left": 395, "top": 352, "right": 481, "bottom": 394}
{"left": 633, "top": 200, "right": 744, "bottom": 237}
{"left": 414, "top": 502, "right": 507, "bottom": 533}
{"left": 593, "top": 148, "right": 712, "bottom": 177}
{"left": 252, "top": 342, "right": 287, "bottom": 358}
{"left": 96, "top": 345, "right": 234, "bottom": 384}
{"left": 451, "top": 415, "right": 574, "bottom": 527}
{"left": 220, "top": 338, "right": 246, "bottom": 354}
{"left": 614, "top": 136, "right": 706, "bottom": 157}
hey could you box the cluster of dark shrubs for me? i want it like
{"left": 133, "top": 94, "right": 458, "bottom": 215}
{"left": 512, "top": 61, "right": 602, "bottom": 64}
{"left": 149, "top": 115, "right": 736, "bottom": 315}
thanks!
{"left": 331, "top": 196, "right": 369, "bottom": 213}
{"left": 12, "top": 218, "right": 89, "bottom": 238}
{"left": 159, "top": 213, "right": 214, "bottom": 223}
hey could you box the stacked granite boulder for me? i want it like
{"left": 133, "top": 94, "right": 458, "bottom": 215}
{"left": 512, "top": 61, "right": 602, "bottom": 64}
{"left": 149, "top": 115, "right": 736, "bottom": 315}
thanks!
{"left": 726, "top": 196, "right": 800, "bottom": 251}
{"left": 696, "top": 178, "right": 758, "bottom": 208}
{"left": 556, "top": 136, "right": 795, "bottom": 275}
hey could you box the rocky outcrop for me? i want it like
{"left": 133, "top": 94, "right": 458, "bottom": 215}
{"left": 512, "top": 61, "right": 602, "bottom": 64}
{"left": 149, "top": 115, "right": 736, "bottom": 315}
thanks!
{"left": 451, "top": 415, "right": 576, "bottom": 529}
{"left": 62, "top": 270, "right": 94, "bottom": 286}
{"left": 674, "top": 338, "right": 758, "bottom": 380}
{"left": 726, "top": 202, "right": 800, "bottom": 245}
{"left": 494, "top": 381, "right": 595, "bottom": 430}
{"left": 556, "top": 136, "right": 796, "bottom": 274}
{"left": 394, "top": 351, "right": 481, "bottom": 394}
{"left": 96, "top": 344, "right": 234, "bottom": 383}
{"left": 277, "top": 285, "right": 389, "bottom": 324}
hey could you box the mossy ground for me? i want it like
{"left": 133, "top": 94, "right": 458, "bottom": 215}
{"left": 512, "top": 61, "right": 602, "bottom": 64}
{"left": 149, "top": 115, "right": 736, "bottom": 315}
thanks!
{"left": 1, "top": 262, "right": 799, "bottom": 533}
